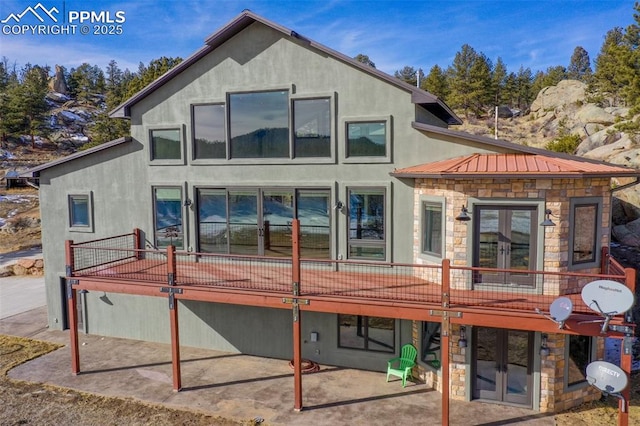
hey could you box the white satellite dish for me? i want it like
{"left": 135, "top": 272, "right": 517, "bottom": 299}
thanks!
{"left": 580, "top": 280, "right": 635, "bottom": 334}
{"left": 581, "top": 280, "right": 635, "bottom": 315}
{"left": 585, "top": 360, "right": 629, "bottom": 411}
{"left": 535, "top": 296, "right": 573, "bottom": 329}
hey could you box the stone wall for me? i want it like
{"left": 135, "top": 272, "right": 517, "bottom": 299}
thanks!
{"left": 0, "top": 258, "right": 44, "bottom": 277}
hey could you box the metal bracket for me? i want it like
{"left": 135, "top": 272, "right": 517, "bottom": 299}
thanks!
{"left": 282, "top": 297, "right": 310, "bottom": 322}
{"left": 65, "top": 265, "right": 72, "bottom": 277}
{"left": 623, "top": 336, "right": 634, "bottom": 355}
{"left": 168, "top": 272, "right": 175, "bottom": 286}
{"left": 160, "top": 287, "right": 183, "bottom": 309}
{"left": 608, "top": 324, "right": 634, "bottom": 334}
{"left": 429, "top": 310, "right": 463, "bottom": 318}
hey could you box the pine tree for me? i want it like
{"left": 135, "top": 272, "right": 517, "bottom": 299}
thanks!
{"left": 447, "top": 44, "right": 478, "bottom": 116}
{"left": 491, "top": 57, "right": 508, "bottom": 105}
{"left": 394, "top": 65, "right": 418, "bottom": 86}
{"left": 423, "top": 65, "right": 449, "bottom": 99}
{"left": 567, "top": 46, "right": 592, "bottom": 82}
{"left": 4, "top": 64, "right": 49, "bottom": 147}
{"left": 354, "top": 54, "right": 376, "bottom": 68}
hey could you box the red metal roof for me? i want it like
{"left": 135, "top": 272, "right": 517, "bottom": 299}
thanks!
{"left": 391, "top": 153, "right": 640, "bottom": 178}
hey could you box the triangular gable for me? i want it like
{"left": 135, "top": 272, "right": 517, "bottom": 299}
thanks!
{"left": 110, "top": 10, "right": 461, "bottom": 124}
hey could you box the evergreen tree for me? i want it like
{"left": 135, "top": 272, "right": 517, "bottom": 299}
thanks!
{"left": 354, "top": 53, "right": 376, "bottom": 68}
{"left": 446, "top": 44, "right": 479, "bottom": 116}
{"left": 4, "top": 64, "right": 49, "bottom": 147}
{"left": 541, "top": 65, "right": 567, "bottom": 88}
{"left": 592, "top": 27, "right": 629, "bottom": 105}
{"left": 423, "top": 64, "right": 449, "bottom": 99}
{"left": 491, "top": 57, "right": 508, "bottom": 105}
{"left": 67, "top": 63, "right": 105, "bottom": 102}
{"left": 125, "top": 57, "right": 182, "bottom": 98}
{"left": 567, "top": 46, "right": 592, "bottom": 82}
{"left": 514, "top": 66, "right": 534, "bottom": 110}
{"left": 394, "top": 65, "right": 418, "bottom": 86}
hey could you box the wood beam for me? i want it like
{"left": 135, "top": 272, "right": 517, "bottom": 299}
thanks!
{"left": 292, "top": 219, "right": 303, "bottom": 411}
{"left": 65, "top": 240, "right": 80, "bottom": 375}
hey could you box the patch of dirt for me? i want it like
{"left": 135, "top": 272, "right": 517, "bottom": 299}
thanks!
{"left": 0, "top": 187, "right": 41, "bottom": 254}
{"left": 0, "top": 335, "right": 251, "bottom": 425}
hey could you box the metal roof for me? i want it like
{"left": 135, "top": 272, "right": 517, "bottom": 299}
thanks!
{"left": 391, "top": 153, "right": 640, "bottom": 179}
{"left": 109, "top": 10, "right": 461, "bottom": 125}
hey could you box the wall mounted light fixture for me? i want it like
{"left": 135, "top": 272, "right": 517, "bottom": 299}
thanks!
{"left": 540, "top": 333, "right": 550, "bottom": 357}
{"left": 458, "top": 326, "right": 467, "bottom": 348}
{"left": 334, "top": 201, "right": 344, "bottom": 211}
{"left": 540, "top": 209, "right": 556, "bottom": 227}
{"left": 455, "top": 205, "right": 471, "bottom": 222}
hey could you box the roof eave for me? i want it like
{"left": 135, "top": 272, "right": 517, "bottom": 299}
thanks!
{"left": 390, "top": 172, "right": 640, "bottom": 179}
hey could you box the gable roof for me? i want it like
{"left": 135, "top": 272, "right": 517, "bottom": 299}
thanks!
{"left": 391, "top": 153, "right": 640, "bottom": 179}
{"left": 110, "top": 10, "right": 461, "bottom": 125}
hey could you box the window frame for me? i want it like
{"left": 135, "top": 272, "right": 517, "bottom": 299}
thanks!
{"left": 291, "top": 96, "right": 333, "bottom": 160}
{"left": 191, "top": 102, "right": 227, "bottom": 161}
{"left": 564, "top": 334, "right": 596, "bottom": 391}
{"left": 148, "top": 126, "right": 185, "bottom": 165}
{"left": 420, "top": 196, "right": 445, "bottom": 260}
{"left": 152, "top": 186, "right": 185, "bottom": 249}
{"left": 342, "top": 116, "right": 392, "bottom": 163}
{"left": 337, "top": 314, "right": 396, "bottom": 353}
{"left": 346, "top": 186, "right": 387, "bottom": 261}
{"left": 68, "top": 192, "right": 94, "bottom": 233}
{"left": 568, "top": 197, "right": 602, "bottom": 270}
{"left": 227, "top": 89, "right": 291, "bottom": 160}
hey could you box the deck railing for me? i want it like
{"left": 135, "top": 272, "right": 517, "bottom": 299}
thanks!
{"left": 65, "top": 228, "right": 634, "bottom": 313}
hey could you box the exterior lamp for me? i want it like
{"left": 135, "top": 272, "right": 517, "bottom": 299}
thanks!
{"left": 540, "top": 334, "right": 550, "bottom": 357}
{"left": 540, "top": 209, "right": 556, "bottom": 227}
{"left": 455, "top": 205, "right": 471, "bottom": 222}
{"left": 458, "top": 326, "right": 467, "bottom": 348}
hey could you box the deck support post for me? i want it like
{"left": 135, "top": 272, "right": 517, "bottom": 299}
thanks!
{"left": 292, "top": 219, "right": 303, "bottom": 411}
{"left": 134, "top": 228, "right": 143, "bottom": 260}
{"left": 65, "top": 240, "right": 80, "bottom": 375}
{"left": 617, "top": 267, "right": 636, "bottom": 426}
{"left": 167, "top": 245, "right": 182, "bottom": 392}
{"left": 441, "top": 259, "right": 450, "bottom": 426}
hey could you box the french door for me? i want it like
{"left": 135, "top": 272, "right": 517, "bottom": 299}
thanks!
{"left": 473, "top": 327, "right": 533, "bottom": 406}
{"left": 474, "top": 206, "right": 537, "bottom": 287}
{"left": 197, "top": 188, "right": 330, "bottom": 258}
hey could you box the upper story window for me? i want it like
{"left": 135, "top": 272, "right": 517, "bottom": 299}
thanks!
{"left": 348, "top": 187, "right": 385, "bottom": 260}
{"left": 229, "top": 90, "right": 289, "bottom": 158}
{"left": 569, "top": 198, "right": 601, "bottom": 269}
{"left": 347, "top": 121, "right": 386, "bottom": 157}
{"left": 422, "top": 200, "right": 443, "bottom": 258}
{"left": 293, "top": 98, "right": 331, "bottom": 158}
{"left": 193, "top": 104, "right": 225, "bottom": 159}
{"left": 68, "top": 193, "right": 93, "bottom": 232}
{"left": 151, "top": 128, "right": 182, "bottom": 161}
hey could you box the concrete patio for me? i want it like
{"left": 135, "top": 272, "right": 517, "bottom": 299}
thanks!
{"left": 0, "top": 306, "right": 556, "bottom": 425}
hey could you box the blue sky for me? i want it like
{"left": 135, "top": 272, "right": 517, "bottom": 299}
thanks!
{"left": 0, "top": 0, "right": 636, "bottom": 77}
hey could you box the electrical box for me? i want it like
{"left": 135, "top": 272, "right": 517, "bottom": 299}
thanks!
{"left": 310, "top": 332, "right": 319, "bottom": 342}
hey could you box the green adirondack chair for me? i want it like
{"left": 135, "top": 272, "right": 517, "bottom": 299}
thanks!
{"left": 386, "top": 344, "right": 417, "bottom": 387}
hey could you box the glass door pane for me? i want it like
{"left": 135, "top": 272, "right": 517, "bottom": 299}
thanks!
{"left": 297, "top": 190, "right": 331, "bottom": 259}
{"left": 508, "top": 210, "right": 533, "bottom": 271}
{"left": 263, "top": 190, "right": 294, "bottom": 257}
{"left": 197, "top": 189, "right": 228, "bottom": 253}
{"left": 504, "top": 330, "right": 532, "bottom": 405}
{"left": 474, "top": 327, "right": 500, "bottom": 400}
{"left": 228, "top": 190, "right": 259, "bottom": 255}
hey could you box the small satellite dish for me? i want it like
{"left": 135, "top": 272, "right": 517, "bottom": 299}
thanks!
{"left": 535, "top": 296, "right": 573, "bottom": 329}
{"left": 581, "top": 280, "right": 635, "bottom": 315}
{"left": 549, "top": 297, "right": 573, "bottom": 322}
{"left": 585, "top": 361, "right": 629, "bottom": 394}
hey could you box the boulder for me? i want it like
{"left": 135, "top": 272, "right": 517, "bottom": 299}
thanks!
{"left": 48, "top": 65, "right": 68, "bottom": 94}
{"left": 530, "top": 80, "right": 586, "bottom": 115}
{"left": 575, "top": 104, "right": 615, "bottom": 126}
{"left": 613, "top": 219, "right": 640, "bottom": 247}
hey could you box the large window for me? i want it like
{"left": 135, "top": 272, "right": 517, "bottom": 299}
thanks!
{"left": 338, "top": 314, "right": 395, "bottom": 353}
{"left": 293, "top": 98, "right": 331, "bottom": 157}
{"left": 569, "top": 199, "right": 600, "bottom": 268}
{"left": 196, "top": 188, "right": 331, "bottom": 258}
{"left": 346, "top": 121, "right": 386, "bottom": 157}
{"left": 68, "top": 193, "right": 93, "bottom": 232}
{"left": 153, "top": 187, "right": 184, "bottom": 249}
{"left": 348, "top": 188, "right": 385, "bottom": 259}
{"left": 422, "top": 201, "right": 443, "bottom": 257}
{"left": 229, "top": 90, "right": 289, "bottom": 158}
{"left": 193, "top": 104, "right": 226, "bottom": 159}
{"left": 151, "top": 128, "right": 182, "bottom": 160}
{"left": 565, "top": 335, "right": 593, "bottom": 388}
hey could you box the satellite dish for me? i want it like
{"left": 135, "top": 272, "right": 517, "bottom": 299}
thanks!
{"left": 535, "top": 296, "right": 573, "bottom": 329}
{"left": 550, "top": 297, "right": 573, "bottom": 322}
{"left": 581, "top": 280, "right": 635, "bottom": 315}
{"left": 586, "top": 361, "right": 629, "bottom": 394}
